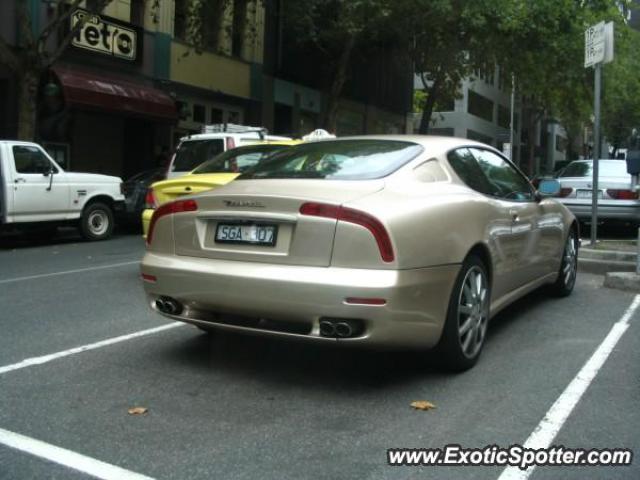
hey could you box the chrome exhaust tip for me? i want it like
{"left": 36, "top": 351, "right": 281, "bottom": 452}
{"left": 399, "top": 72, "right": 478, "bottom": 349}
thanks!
{"left": 155, "top": 296, "right": 183, "bottom": 316}
{"left": 335, "top": 322, "right": 354, "bottom": 338}
{"left": 319, "top": 320, "right": 336, "bottom": 337}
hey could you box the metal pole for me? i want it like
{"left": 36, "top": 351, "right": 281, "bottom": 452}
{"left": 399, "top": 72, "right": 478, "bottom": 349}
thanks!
{"left": 509, "top": 75, "right": 515, "bottom": 161}
{"left": 637, "top": 227, "right": 640, "bottom": 275}
{"left": 590, "top": 63, "right": 601, "bottom": 246}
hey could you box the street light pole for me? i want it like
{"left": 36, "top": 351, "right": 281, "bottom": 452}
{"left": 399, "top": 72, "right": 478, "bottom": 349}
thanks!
{"left": 509, "top": 74, "right": 515, "bottom": 161}
{"left": 590, "top": 62, "right": 601, "bottom": 246}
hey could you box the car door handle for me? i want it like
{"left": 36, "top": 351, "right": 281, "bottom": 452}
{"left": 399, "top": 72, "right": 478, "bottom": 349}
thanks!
{"left": 14, "top": 177, "right": 26, "bottom": 183}
{"left": 509, "top": 209, "right": 519, "bottom": 222}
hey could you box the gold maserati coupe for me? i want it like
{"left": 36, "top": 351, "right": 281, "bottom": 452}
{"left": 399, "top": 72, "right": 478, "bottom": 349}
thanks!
{"left": 141, "top": 136, "right": 578, "bottom": 371}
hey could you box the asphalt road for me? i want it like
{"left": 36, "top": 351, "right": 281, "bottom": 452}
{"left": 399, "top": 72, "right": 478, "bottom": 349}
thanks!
{"left": 0, "top": 230, "right": 637, "bottom": 480}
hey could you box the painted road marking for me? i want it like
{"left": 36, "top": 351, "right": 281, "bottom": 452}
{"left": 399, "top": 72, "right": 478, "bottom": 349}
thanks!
{"left": 0, "top": 427, "right": 155, "bottom": 480}
{"left": 0, "top": 323, "right": 184, "bottom": 375}
{"left": 0, "top": 261, "right": 140, "bottom": 285}
{"left": 498, "top": 294, "right": 640, "bottom": 480}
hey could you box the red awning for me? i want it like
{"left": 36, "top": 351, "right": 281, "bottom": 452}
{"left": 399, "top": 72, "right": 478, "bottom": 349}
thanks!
{"left": 52, "top": 66, "right": 177, "bottom": 121}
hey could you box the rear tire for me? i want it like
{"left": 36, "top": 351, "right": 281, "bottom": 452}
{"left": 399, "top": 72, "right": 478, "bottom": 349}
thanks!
{"left": 436, "top": 255, "right": 490, "bottom": 372}
{"left": 80, "top": 202, "right": 114, "bottom": 241}
{"left": 549, "top": 229, "right": 577, "bottom": 297}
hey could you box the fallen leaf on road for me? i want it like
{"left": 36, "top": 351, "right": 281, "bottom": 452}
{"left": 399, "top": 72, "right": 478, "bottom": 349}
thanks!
{"left": 128, "top": 407, "right": 148, "bottom": 415}
{"left": 410, "top": 401, "right": 436, "bottom": 411}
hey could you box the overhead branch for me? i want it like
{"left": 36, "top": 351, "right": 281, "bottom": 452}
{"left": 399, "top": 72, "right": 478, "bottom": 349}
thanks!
{"left": 36, "top": 0, "right": 84, "bottom": 57}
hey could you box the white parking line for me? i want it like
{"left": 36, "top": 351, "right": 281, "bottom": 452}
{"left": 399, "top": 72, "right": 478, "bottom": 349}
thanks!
{"left": 0, "top": 261, "right": 140, "bottom": 285}
{"left": 498, "top": 294, "right": 640, "bottom": 480}
{"left": 0, "top": 427, "right": 155, "bottom": 480}
{"left": 0, "top": 323, "right": 184, "bottom": 375}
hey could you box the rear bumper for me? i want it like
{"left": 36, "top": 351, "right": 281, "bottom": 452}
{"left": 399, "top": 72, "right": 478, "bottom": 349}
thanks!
{"left": 559, "top": 202, "right": 640, "bottom": 222}
{"left": 141, "top": 252, "right": 461, "bottom": 349}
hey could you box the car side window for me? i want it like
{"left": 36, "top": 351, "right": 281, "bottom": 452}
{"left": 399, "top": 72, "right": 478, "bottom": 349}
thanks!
{"left": 13, "top": 146, "right": 57, "bottom": 174}
{"left": 447, "top": 148, "right": 496, "bottom": 196}
{"left": 469, "top": 148, "right": 534, "bottom": 201}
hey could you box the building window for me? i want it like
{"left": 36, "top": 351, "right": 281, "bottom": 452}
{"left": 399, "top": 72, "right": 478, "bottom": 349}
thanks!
{"left": 228, "top": 111, "right": 240, "bottom": 124}
{"left": 174, "top": 0, "right": 187, "bottom": 40}
{"left": 131, "top": 0, "right": 145, "bottom": 26}
{"left": 498, "top": 105, "right": 511, "bottom": 129}
{"left": 211, "top": 108, "right": 224, "bottom": 123}
{"left": 232, "top": 0, "right": 248, "bottom": 57}
{"left": 202, "top": 0, "right": 225, "bottom": 51}
{"left": 468, "top": 90, "right": 494, "bottom": 123}
{"left": 193, "top": 104, "right": 206, "bottom": 123}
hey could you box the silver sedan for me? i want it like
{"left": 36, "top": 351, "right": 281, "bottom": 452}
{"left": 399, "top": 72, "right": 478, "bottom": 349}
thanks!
{"left": 555, "top": 159, "right": 640, "bottom": 225}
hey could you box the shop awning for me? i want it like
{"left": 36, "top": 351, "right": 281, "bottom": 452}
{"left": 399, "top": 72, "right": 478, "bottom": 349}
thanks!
{"left": 52, "top": 66, "right": 177, "bottom": 121}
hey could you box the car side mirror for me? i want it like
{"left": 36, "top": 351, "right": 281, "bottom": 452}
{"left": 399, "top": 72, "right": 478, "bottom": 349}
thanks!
{"left": 537, "top": 179, "right": 561, "bottom": 200}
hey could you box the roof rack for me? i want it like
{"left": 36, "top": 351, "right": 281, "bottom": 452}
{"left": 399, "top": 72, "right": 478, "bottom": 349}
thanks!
{"left": 201, "top": 123, "right": 268, "bottom": 138}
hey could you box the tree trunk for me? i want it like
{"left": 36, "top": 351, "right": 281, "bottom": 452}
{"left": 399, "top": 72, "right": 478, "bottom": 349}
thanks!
{"left": 17, "top": 69, "right": 40, "bottom": 141}
{"left": 418, "top": 75, "right": 442, "bottom": 134}
{"left": 321, "top": 35, "right": 356, "bottom": 133}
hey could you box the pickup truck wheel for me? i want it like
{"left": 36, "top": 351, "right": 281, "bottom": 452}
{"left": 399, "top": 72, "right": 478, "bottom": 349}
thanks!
{"left": 80, "top": 202, "right": 114, "bottom": 241}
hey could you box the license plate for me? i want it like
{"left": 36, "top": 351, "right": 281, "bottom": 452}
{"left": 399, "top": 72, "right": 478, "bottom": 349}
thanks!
{"left": 576, "top": 190, "right": 603, "bottom": 199}
{"left": 215, "top": 223, "right": 277, "bottom": 246}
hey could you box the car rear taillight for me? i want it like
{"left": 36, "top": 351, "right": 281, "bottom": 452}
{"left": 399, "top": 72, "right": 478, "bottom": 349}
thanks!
{"left": 226, "top": 137, "right": 236, "bottom": 150}
{"left": 146, "top": 199, "right": 198, "bottom": 246}
{"left": 556, "top": 188, "right": 573, "bottom": 198}
{"left": 607, "top": 189, "right": 639, "bottom": 200}
{"left": 144, "top": 189, "right": 157, "bottom": 209}
{"left": 299, "top": 202, "right": 394, "bottom": 262}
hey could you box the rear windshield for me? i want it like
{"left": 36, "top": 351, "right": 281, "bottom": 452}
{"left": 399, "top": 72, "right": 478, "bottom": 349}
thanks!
{"left": 560, "top": 160, "right": 628, "bottom": 178}
{"left": 192, "top": 144, "right": 290, "bottom": 174}
{"left": 238, "top": 140, "right": 424, "bottom": 180}
{"left": 172, "top": 139, "right": 225, "bottom": 173}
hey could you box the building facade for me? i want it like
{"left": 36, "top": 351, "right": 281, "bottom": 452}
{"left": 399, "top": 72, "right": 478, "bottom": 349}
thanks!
{"left": 411, "top": 68, "right": 568, "bottom": 173}
{"left": 0, "top": 0, "right": 412, "bottom": 179}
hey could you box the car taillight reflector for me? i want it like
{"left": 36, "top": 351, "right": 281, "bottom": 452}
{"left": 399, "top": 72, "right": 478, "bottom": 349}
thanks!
{"left": 141, "top": 273, "right": 157, "bottom": 283}
{"left": 344, "top": 297, "right": 387, "bottom": 305}
{"left": 299, "top": 202, "right": 395, "bottom": 262}
{"left": 557, "top": 188, "right": 573, "bottom": 198}
{"left": 607, "top": 189, "right": 639, "bottom": 200}
{"left": 146, "top": 199, "right": 198, "bottom": 246}
{"left": 144, "top": 188, "right": 157, "bottom": 209}
{"left": 226, "top": 137, "right": 236, "bottom": 150}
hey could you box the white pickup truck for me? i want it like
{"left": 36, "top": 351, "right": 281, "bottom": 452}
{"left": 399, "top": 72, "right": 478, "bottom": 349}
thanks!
{"left": 0, "top": 141, "right": 124, "bottom": 241}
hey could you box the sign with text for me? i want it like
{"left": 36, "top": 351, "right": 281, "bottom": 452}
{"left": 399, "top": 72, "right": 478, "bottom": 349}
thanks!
{"left": 70, "top": 9, "right": 138, "bottom": 62}
{"left": 585, "top": 21, "right": 614, "bottom": 68}
{"left": 585, "top": 21, "right": 605, "bottom": 67}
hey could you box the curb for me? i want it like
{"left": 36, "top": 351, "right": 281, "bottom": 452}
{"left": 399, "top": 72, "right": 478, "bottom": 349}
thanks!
{"left": 604, "top": 272, "right": 640, "bottom": 292}
{"left": 578, "top": 247, "right": 637, "bottom": 275}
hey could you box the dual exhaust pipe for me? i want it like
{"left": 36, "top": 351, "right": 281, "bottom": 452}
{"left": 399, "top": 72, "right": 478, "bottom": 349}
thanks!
{"left": 319, "top": 319, "right": 362, "bottom": 338}
{"left": 155, "top": 296, "right": 183, "bottom": 316}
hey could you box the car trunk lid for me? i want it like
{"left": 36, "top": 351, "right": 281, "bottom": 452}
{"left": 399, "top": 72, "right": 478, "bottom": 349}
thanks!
{"left": 173, "top": 179, "right": 384, "bottom": 266}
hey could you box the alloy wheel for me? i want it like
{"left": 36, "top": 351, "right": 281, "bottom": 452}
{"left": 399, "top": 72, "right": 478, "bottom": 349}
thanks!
{"left": 457, "top": 266, "right": 489, "bottom": 359}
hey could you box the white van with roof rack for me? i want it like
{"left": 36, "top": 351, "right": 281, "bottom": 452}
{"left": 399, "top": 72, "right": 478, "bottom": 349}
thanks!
{"left": 166, "top": 124, "right": 291, "bottom": 179}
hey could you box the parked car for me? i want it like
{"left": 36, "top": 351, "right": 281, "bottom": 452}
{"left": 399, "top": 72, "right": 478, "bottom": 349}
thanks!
{"left": 121, "top": 168, "right": 165, "bottom": 227}
{"left": 0, "top": 140, "right": 124, "bottom": 241}
{"left": 166, "top": 124, "right": 291, "bottom": 179}
{"left": 142, "top": 142, "right": 300, "bottom": 237}
{"left": 554, "top": 159, "right": 640, "bottom": 225}
{"left": 141, "top": 136, "right": 577, "bottom": 371}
